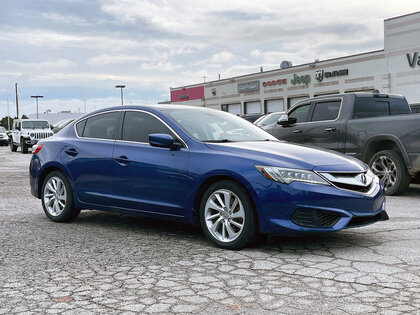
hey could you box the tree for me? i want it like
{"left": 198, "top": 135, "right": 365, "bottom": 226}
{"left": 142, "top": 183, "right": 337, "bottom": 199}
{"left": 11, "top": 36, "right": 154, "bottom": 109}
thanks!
{"left": 0, "top": 116, "right": 13, "bottom": 129}
{"left": 21, "top": 114, "right": 29, "bottom": 119}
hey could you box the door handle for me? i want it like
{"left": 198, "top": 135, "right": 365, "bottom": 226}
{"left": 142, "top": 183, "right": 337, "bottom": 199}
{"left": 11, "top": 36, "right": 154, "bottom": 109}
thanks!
{"left": 293, "top": 129, "right": 303, "bottom": 134}
{"left": 64, "top": 148, "right": 78, "bottom": 157}
{"left": 325, "top": 127, "right": 336, "bottom": 132}
{"left": 114, "top": 155, "right": 130, "bottom": 165}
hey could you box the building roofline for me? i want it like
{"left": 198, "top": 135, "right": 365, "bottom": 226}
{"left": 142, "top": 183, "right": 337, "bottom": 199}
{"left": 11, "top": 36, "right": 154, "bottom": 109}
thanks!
{"left": 171, "top": 49, "right": 384, "bottom": 90}
{"left": 385, "top": 11, "right": 420, "bottom": 21}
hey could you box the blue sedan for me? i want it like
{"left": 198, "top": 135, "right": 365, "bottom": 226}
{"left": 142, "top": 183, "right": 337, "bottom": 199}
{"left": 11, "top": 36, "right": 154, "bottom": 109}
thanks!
{"left": 29, "top": 105, "right": 388, "bottom": 249}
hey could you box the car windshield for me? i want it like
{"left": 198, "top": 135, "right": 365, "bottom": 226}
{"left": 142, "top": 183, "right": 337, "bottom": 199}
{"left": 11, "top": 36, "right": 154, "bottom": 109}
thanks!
{"left": 22, "top": 121, "right": 50, "bottom": 129}
{"left": 256, "top": 112, "right": 283, "bottom": 126}
{"left": 165, "top": 108, "right": 277, "bottom": 142}
{"left": 0, "top": 127, "right": 6, "bottom": 133}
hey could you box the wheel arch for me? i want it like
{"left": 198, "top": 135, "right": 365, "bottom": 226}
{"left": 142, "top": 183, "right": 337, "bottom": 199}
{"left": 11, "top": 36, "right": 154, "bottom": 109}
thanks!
{"left": 192, "top": 173, "right": 259, "bottom": 227}
{"left": 37, "top": 163, "right": 73, "bottom": 198}
{"left": 362, "top": 135, "right": 410, "bottom": 167}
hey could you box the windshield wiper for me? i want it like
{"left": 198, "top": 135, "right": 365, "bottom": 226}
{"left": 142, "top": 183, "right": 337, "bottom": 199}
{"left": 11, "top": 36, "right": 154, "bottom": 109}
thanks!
{"left": 203, "top": 139, "right": 232, "bottom": 143}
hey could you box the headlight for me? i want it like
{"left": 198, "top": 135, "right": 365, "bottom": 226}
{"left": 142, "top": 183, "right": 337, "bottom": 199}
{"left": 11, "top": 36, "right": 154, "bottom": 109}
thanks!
{"left": 255, "top": 165, "right": 330, "bottom": 185}
{"left": 30, "top": 133, "right": 35, "bottom": 137}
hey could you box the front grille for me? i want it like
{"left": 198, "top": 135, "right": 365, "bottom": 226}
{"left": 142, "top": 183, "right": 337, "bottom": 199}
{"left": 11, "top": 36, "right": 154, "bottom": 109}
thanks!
{"left": 33, "top": 132, "right": 51, "bottom": 140}
{"left": 318, "top": 172, "right": 373, "bottom": 194}
{"left": 291, "top": 208, "right": 340, "bottom": 228}
{"left": 346, "top": 213, "right": 382, "bottom": 227}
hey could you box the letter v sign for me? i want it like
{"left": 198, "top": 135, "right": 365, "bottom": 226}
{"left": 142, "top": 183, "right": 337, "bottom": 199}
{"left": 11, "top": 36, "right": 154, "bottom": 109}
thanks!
{"left": 406, "top": 52, "right": 419, "bottom": 68}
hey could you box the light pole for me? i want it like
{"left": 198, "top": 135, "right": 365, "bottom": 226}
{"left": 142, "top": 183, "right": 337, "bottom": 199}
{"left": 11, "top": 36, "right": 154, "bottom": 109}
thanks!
{"left": 15, "top": 83, "right": 19, "bottom": 118}
{"left": 115, "top": 85, "right": 125, "bottom": 106}
{"left": 31, "top": 95, "right": 43, "bottom": 119}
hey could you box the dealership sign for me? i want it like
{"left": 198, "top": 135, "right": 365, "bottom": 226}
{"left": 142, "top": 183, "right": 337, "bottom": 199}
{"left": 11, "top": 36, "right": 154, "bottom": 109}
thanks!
{"left": 170, "top": 86, "right": 204, "bottom": 103}
{"left": 407, "top": 52, "right": 420, "bottom": 68}
{"left": 238, "top": 80, "right": 260, "bottom": 93}
{"left": 262, "top": 79, "right": 287, "bottom": 87}
{"left": 315, "top": 69, "right": 348, "bottom": 82}
{"left": 291, "top": 74, "right": 310, "bottom": 85}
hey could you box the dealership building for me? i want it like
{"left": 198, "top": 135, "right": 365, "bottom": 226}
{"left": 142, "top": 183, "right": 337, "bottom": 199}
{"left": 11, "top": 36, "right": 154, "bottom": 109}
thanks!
{"left": 170, "top": 11, "right": 420, "bottom": 115}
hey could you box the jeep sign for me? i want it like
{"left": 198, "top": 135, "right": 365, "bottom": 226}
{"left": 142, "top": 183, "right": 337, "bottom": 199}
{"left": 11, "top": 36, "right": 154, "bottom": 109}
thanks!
{"left": 291, "top": 74, "right": 311, "bottom": 85}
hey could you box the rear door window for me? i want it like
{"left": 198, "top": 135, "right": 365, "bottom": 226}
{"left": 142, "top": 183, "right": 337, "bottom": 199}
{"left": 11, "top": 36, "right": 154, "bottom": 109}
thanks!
{"left": 81, "top": 112, "right": 119, "bottom": 139}
{"left": 121, "top": 111, "right": 175, "bottom": 143}
{"left": 311, "top": 100, "right": 341, "bottom": 122}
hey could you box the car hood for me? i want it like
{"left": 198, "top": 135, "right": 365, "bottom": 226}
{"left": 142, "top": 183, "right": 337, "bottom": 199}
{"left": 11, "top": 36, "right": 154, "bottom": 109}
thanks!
{"left": 205, "top": 141, "right": 367, "bottom": 172}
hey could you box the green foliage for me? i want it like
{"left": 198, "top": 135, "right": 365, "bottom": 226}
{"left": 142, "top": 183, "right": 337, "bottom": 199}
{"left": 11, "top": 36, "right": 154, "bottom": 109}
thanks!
{"left": 0, "top": 116, "right": 13, "bottom": 129}
{"left": 21, "top": 114, "right": 29, "bottom": 119}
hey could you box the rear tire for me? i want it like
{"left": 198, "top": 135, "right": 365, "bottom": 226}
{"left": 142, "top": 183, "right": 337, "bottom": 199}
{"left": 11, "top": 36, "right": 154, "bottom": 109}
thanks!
{"left": 21, "top": 138, "right": 28, "bottom": 154}
{"left": 369, "top": 150, "right": 410, "bottom": 196}
{"left": 10, "top": 138, "right": 17, "bottom": 152}
{"left": 41, "top": 171, "right": 80, "bottom": 222}
{"left": 200, "top": 180, "right": 258, "bottom": 250}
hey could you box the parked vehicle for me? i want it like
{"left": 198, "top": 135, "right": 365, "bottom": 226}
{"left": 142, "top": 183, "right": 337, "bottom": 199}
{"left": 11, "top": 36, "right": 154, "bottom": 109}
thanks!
{"left": 29, "top": 105, "right": 387, "bottom": 249}
{"left": 240, "top": 113, "right": 264, "bottom": 123}
{"left": 263, "top": 92, "right": 420, "bottom": 195}
{"left": 0, "top": 127, "right": 8, "bottom": 146}
{"left": 255, "top": 112, "right": 284, "bottom": 127}
{"left": 52, "top": 118, "right": 75, "bottom": 134}
{"left": 10, "top": 119, "right": 54, "bottom": 153}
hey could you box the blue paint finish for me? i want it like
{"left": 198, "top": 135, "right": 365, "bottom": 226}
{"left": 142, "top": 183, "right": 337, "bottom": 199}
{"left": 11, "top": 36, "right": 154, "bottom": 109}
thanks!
{"left": 29, "top": 105, "right": 387, "bottom": 236}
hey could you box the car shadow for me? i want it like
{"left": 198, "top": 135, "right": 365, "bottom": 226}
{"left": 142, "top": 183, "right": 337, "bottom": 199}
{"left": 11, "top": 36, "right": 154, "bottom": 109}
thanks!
{"left": 71, "top": 210, "right": 384, "bottom": 252}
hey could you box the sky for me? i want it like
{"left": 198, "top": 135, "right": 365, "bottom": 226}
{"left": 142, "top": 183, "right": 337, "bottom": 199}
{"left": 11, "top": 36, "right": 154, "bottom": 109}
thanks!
{"left": 0, "top": 0, "right": 419, "bottom": 118}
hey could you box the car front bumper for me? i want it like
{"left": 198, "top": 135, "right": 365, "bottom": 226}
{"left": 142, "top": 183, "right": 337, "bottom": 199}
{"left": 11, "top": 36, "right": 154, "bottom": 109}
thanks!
{"left": 253, "top": 177, "right": 387, "bottom": 235}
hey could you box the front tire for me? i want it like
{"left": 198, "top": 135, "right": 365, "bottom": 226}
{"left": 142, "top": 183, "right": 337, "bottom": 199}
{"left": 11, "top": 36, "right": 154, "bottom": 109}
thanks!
{"left": 200, "top": 180, "right": 257, "bottom": 250}
{"left": 369, "top": 150, "right": 410, "bottom": 196}
{"left": 21, "top": 138, "right": 28, "bottom": 154}
{"left": 10, "top": 138, "right": 17, "bottom": 152}
{"left": 41, "top": 171, "right": 80, "bottom": 222}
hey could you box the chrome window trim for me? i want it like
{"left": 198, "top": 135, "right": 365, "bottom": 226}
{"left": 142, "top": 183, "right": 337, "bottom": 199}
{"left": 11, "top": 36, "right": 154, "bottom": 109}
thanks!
{"left": 73, "top": 109, "right": 189, "bottom": 148}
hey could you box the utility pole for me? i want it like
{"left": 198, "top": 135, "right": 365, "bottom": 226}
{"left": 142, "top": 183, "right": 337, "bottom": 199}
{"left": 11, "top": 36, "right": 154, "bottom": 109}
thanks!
{"left": 15, "top": 83, "right": 19, "bottom": 118}
{"left": 7, "top": 99, "right": 10, "bottom": 129}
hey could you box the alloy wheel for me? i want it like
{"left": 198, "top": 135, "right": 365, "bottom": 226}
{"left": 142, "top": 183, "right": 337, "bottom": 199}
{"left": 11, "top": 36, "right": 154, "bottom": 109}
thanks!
{"left": 371, "top": 155, "right": 397, "bottom": 191}
{"left": 43, "top": 176, "right": 67, "bottom": 216}
{"left": 204, "top": 189, "right": 245, "bottom": 243}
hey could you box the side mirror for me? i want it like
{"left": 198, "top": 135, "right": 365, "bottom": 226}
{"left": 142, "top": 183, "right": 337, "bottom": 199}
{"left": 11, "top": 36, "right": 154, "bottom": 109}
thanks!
{"left": 149, "top": 133, "right": 180, "bottom": 149}
{"left": 50, "top": 124, "right": 54, "bottom": 130}
{"left": 277, "top": 114, "right": 297, "bottom": 126}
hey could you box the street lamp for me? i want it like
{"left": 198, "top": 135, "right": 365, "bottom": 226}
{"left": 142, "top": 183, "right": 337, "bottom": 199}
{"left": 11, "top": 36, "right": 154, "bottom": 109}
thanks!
{"left": 115, "top": 85, "right": 125, "bottom": 106}
{"left": 31, "top": 95, "right": 43, "bottom": 119}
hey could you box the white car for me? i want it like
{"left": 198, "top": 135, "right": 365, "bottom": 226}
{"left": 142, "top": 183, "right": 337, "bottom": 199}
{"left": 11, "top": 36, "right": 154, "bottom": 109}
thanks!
{"left": 9, "top": 119, "right": 54, "bottom": 153}
{"left": 0, "top": 126, "right": 8, "bottom": 146}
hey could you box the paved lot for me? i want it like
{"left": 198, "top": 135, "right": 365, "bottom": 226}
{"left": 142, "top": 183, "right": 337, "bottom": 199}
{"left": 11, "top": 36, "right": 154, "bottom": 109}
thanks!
{"left": 0, "top": 146, "right": 419, "bottom": 314}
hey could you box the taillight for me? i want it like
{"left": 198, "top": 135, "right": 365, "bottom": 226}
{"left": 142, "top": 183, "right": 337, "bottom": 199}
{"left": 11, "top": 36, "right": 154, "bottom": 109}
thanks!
{"left": 32, "top": 144, "right": 43, "bottom": 154}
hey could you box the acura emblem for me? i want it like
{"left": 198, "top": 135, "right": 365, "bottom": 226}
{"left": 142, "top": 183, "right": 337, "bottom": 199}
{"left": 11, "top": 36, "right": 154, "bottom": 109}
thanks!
{"left": 356, "top": 173, "right": 367, "bottom": 185}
